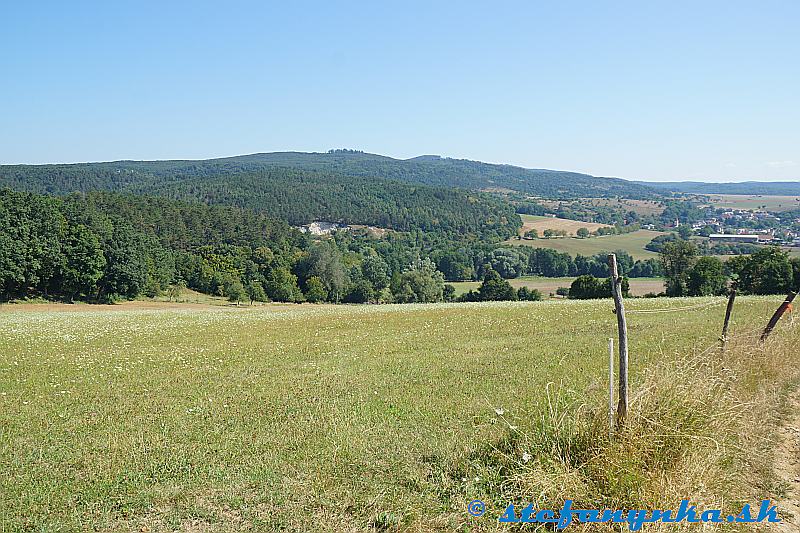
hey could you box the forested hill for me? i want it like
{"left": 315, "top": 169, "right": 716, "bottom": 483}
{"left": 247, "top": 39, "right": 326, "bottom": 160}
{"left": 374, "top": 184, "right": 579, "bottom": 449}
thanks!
{"left": 638, "top": 181, "right": 800, "bottom": 195}
{"left": 0, "top": 162, "right": 520, "bottom": 240}
{"left": 142, "top": 169, "right": 520, "bottom": 240}
{"left": 0, "top": 150, "right": 659, "bottom": 199}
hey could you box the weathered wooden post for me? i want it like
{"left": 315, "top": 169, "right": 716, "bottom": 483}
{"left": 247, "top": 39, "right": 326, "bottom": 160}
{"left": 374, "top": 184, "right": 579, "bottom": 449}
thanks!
{"left": 761, "top": 291, "right": 797, "bottom": 342}
{"left": 608, "top": 254, "right": 629, "bottom": 426}
{"left": 720, "top": 287, "right": 736, "bottom": 351}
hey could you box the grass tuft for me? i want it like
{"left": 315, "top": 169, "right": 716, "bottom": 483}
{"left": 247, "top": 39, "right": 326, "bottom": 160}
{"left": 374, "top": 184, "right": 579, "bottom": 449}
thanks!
{"left": 459, "top": 327, "right": 799, "bottom": 530}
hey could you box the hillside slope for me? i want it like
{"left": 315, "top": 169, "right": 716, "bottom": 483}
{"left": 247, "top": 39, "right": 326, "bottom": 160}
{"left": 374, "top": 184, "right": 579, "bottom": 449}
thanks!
{"left": 0, "top": 150, "right": 660, "bottom": 199}
{"left": 639, "top": 180, "right": 800, "bottom": 195}
{"left": 0, "top": 162, "right": 520, "bottom": 239}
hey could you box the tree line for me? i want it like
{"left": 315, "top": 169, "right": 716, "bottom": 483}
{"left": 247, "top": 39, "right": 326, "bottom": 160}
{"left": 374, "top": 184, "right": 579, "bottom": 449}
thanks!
{"left": 542, "top": 241, "right": 799, "bottom": 301}
{"left": 0, "top": 188, "right": 663, "bottom": 305}
{"left": 0, "top": 190, "right": 301, "bottom": 302}
{"left": 429, "top": 245, "right": 662, "bottom": 281}
{"left": 660, "top": 239, "right": 800, "bottom": 297}
{"left": 3, "top": 189, "right": 796, "bottom": 306}
{"left": 0, "top": 190, "right": 451, "bottom": 305}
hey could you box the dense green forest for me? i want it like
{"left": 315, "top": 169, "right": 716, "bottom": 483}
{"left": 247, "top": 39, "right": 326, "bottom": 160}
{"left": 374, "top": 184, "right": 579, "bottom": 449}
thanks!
{"left": 0, "top": 188, "right": 658, "bottom": 304}
{"left": 0, "top": 189, "right": 511, "bottom": 304}
{"left": 2, "top": 189, "right": 796, "bottom": 304}
{"left": 142, "top": 169, "right": 519, "bottom": 239}
{"left": 0, "top": 190, "right": 301, "bottom": 302}
{"left": 0, "top": 149, "right": 660, "bottom": 201}
{"left": 0, "top": 162, "right": 519, "bottom": 240}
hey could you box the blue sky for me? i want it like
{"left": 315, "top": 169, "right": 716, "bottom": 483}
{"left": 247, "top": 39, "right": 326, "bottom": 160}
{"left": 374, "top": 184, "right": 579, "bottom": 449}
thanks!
{"left": 1, "top": 1, "right": 798, "bottom": 182}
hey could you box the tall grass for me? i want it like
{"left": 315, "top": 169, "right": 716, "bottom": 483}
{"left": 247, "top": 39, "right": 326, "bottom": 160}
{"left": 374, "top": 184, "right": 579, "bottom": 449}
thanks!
{"left": 460, "top": 326, "right": 799, "bottom": 531}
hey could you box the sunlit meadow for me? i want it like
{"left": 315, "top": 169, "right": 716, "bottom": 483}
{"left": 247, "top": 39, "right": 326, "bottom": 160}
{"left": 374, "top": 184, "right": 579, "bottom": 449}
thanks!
{"left": 0, "top": 297, "right": 796, "bottom": 531}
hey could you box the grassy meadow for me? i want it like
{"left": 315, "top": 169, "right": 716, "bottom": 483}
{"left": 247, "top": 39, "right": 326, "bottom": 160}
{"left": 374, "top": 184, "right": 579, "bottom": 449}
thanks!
{"left": 1, "top": 298, "right": 798, "bottom": 531}
{"left": 518, "top": 215, "right": 610, "bottom": 237}
{"left": 706, "top": 194, "right": 800, "bottom": 212}
{"left": 535, "top": 198, "right": 665, "bottom": 217}
{"left": 507, "top": 229, "right": 666, "bottom": 260}
{"left": 582, "top": 198, "right": 665, "bottom": 216}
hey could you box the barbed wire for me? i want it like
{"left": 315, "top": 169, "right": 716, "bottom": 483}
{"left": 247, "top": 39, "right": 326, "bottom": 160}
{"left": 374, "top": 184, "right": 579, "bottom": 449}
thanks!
{"left": 624, "top": 298, "right": 727, "bottom": 315}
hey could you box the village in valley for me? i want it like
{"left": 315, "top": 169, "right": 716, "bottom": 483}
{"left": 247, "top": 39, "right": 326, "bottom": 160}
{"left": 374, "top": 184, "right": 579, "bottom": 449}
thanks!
{"left": 688, "top": 207, "right": 800, "bottom": 246}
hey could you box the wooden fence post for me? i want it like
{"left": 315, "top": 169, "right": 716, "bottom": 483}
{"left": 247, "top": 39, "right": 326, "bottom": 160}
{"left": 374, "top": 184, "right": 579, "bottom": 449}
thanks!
{"left": 761, "top": 291, "right": 797, "bottom": 342}
{"left": 608, "top": 254, "right": 629, "bottom": 426}
{"left": 720, "top": 287, "right": 736, "bottom": 351}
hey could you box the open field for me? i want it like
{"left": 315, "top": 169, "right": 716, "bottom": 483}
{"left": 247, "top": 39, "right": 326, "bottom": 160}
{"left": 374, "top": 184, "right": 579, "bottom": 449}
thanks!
{"left": 508, "top": 229, "right": 666, "bottom": 260}
{"left": 450, "top": 276, "right": 665, "bottom": 297}
{"left": 1, "top": 298, "right": 797, "bottom": 531}
{"left": 518, "top": 214, "right": 610, "bottom": 236}
{"left": 583, "top": 197, "right": 665, "bottom": 216}
{"left": 0, "top": 289, "right": 316, "bottom": 313}
{"left": 536, "top": 198, "right": 665, "bottom": 216}
{"left": 706, "top": 194, "right": 800, "bottom": 212}
{"left": 0, "top": 290, "right": 237, "bottom": 312}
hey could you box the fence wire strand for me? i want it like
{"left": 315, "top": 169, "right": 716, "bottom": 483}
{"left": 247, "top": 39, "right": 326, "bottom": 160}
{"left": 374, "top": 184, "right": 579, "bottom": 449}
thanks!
{"left": 625, "top": 298, "right": 727, "bottom": 315}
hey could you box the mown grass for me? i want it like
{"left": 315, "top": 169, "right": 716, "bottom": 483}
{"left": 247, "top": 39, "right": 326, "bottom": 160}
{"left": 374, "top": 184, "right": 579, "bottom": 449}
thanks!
{"left": 507, "top": 229, "right": 665, "bottom": 260}
{"left": 518, "top": 215, "right": 610, "bottom": 236}
{"left": 707, "top": 194, "right": 800, "bottom": 212}
{"left": 0, "top": 297, "right": 797, "bottom": 531}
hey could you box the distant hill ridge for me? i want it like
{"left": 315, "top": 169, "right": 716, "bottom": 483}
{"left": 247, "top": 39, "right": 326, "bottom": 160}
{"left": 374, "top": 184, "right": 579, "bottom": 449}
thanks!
{"left": 2, "top": 151, "right": 796, "bottom": 199}
{"left": 639, "top": 181, "right": 800, "bottom": 195}
{"left": 0, "top": 150, "right": 660, "bottom": 199}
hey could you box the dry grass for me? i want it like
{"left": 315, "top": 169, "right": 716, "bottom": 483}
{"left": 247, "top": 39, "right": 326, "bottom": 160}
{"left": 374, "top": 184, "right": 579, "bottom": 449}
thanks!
{"left": 449, "top": 315, "right": 800, "bottom": 531}
{"left": 519, "top": 215, "right": 610, "bottom": 237}
{"left": 532, "top": 198, "right": 665, "bottom": 217}
{"left": 0, "top": 290, "right": 317, "bottom": 313}
{"left": 706, "top": 194, "right": 800, "bottom": 212}
{"left": 586, "top": 198, "right": 665, "bottom": 216}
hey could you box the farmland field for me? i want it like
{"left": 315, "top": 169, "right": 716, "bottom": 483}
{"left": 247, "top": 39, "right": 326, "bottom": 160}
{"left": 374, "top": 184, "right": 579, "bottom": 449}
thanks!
{"left": 706, "top": 194, "right": 800, "bottom": 212}
{"left": 1, "top": 298, "right": 796, "bottom": 532}
{"left": 518, "top": 214, "right": 610, "bottom": 236}
{"left": 582, "top": 198, "right": 664, "bottom": 216}
{"left": 536, "top": 198, "right": 664, "bottom": 216}
{"left": 507, "top": 229, "right": 666, "bottom": 260}
{"left": 449, "top": 276, "right": 665, "bottom": 297}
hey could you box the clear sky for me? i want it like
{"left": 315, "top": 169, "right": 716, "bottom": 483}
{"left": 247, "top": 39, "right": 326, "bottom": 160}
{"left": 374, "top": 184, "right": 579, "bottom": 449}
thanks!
{"left": 1, "top": 1, "right": 798, "bottom": 182}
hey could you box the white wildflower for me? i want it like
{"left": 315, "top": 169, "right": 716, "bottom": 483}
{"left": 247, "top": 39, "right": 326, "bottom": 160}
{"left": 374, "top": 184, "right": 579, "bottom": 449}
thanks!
{"left": 522, "top": 452, "right": 532, "bottom": 463}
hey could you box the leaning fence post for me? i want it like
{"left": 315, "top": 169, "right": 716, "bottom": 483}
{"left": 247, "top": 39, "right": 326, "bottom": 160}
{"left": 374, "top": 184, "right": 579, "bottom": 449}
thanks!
{"left": 608, "top": 254, "right": 629, "bottom": 426}
{"left": 761, "top": 291, "right": 797, "bottom": 342}
{"left": 720, "top": 287, "right": 736, "bottom": 351}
